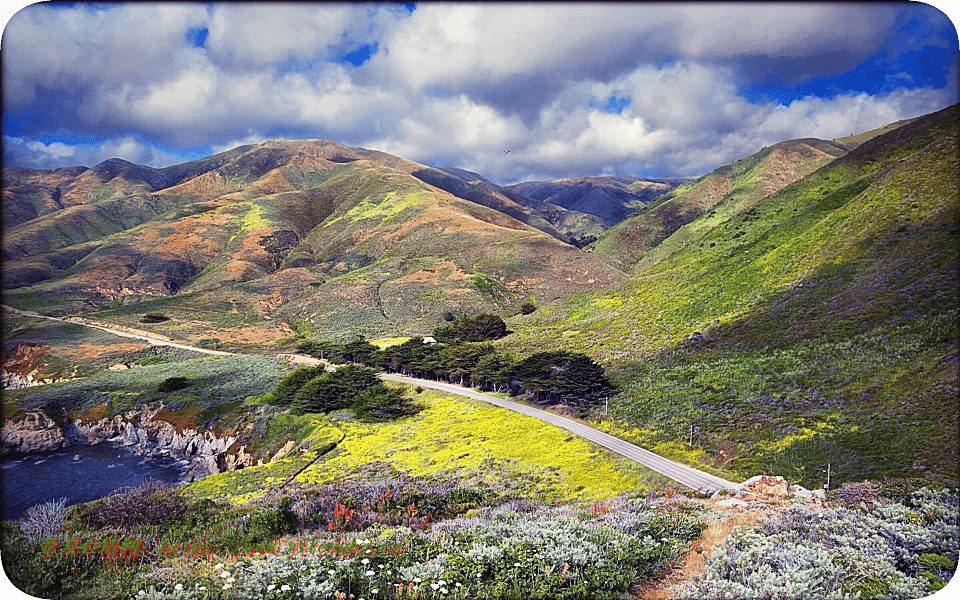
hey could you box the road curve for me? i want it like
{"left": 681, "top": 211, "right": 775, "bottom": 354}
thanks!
{"left": 380, "top": 373, "right": 739, "bottom": 493}
{"left": 2, "top": 305, "right": 235, "bottom": 357}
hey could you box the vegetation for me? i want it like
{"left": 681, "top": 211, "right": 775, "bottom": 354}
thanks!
{"left": 297, "top": 330, "right": 612, "bottom": 414}
{"left": 684, "top": 485, "right": 959, "bottom": 599}
{"left": 433, "top": 313, "right": 508, "bottom": 343}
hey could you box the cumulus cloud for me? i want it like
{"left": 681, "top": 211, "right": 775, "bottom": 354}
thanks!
{"left": 3, "top": 135, "right": 185, "bottom": 170}
{"left": 1, "top": 3, "right": 956, "bottom": 184}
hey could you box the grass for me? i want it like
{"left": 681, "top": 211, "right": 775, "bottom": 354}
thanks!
{"left": 294, "top": 392, "right": 672, "bottom": 500}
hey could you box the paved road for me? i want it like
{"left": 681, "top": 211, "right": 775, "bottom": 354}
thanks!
{"left": 5, "top": 304, "right": 738, "bottom": 491}
{"left": 381, "top": 373, "right": 739, "bottom": 493}
{"left": 2, "top": 305, "right": 235, "bottom": 357}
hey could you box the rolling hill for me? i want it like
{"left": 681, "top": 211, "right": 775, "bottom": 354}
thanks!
{"left": 2, "top": 140, "right": 623, "bottom": 341}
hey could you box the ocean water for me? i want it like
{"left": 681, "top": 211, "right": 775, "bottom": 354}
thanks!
{"left": 0, "top": 444, "right": 187, "bottom": 521}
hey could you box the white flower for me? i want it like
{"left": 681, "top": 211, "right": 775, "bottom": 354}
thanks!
{"left": 198, "top": 587, "right": 207, "bottom": 591}
{"left": 138, "top": 592, "right": 145, "bottom": 597}
{"left": 215, "top": 563, "right": 224, "bottom": 570}
{"left": 366, "top": 570, "right": 375, "bottom": 576}
{"left": 220, "top": 571, "right": 231, "bottom": 579}
{"left": 268, "top": 585, "right": 275, "bottom": 591}
{"left": 441, "top": 588, "right": 448, "bottom": 594}
{"left": 223, "top": 583, "right": 232, "bottom": 590}
{"left": 438, "top": 580, "right": 446, "bottom": 586}
{"left": 431, "top": 583, "right": 439, "bottom": 590}
{"left": 476, "top": 573, "right": 482, "bottom": 578}
{"left": 414, "top": 577, "right": 422, "bottom": 583}
{"left": 456, "top": 583, "right": 462, "bottom": 587}
{"left": 328, "top": 570, "right": 336, "bottom": 575}
{"left": 227, "top": 577, "right": 235, "bottom": 583}
{"left": 281, "top": 584, "right": 291, "bottom": 591}
{"left": 513, "top": 562, "right": 520, "bottom": 567}
{"left": 371, "top": 589, "right": 378, "bottom": 595}
{"left": 174, "top": 584, "right": 183, "bottom": 591}
{"left": 361, "top": 558, "right": 369, "bottom": 564}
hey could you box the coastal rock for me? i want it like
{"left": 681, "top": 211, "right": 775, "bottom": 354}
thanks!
{"left": 0, "top": 411, "right": 68, "bottom": 453}
{"left": 270, "top": 440, "right": 296, "bottom": 462}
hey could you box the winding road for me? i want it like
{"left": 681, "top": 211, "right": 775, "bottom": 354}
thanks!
{"left": 381, "top": 373, "right": 739, "bottom": 493}
{"left": 4, "top": 305, "right": 739, "bottom": 492}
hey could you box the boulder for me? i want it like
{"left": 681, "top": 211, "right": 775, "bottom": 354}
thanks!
{"left": 1, "top": 411, "right": 69, "bottom": 453}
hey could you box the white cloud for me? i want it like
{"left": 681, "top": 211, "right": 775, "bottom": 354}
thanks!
{"left": 4, "top": 135, "right": 184, "bottom": 170}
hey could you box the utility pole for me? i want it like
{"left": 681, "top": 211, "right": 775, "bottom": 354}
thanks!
{"left": 825, "top": 462, "right": 831, "bottom": 492}
{"left": 689, "top": 423, "right": 694, "bottom": 447}
{"left": 604, "top": 396, "right": 609, "bottom": 417}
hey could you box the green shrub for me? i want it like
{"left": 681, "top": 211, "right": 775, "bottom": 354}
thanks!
{"left": 139, "top": 314, "right": 170, "bottom": 323}
{"left": 157, "top": 376, "right": 191, "bottom": 392}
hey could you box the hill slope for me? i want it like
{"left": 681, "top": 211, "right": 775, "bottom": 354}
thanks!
{"left": 588, "top": 138, "right": 849, "bottom": 270}
{"left": 507, "top": 175, "right": 687, "bottom": 243}
{"left": 2, "top": 140, "right": 623, "bottom": 340}
{"left": 506, "top": 104, "right": 959, "bottom": 487}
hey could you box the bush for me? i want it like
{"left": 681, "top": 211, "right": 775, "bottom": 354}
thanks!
{"left": 157, "top": 376, "right": 191, "bottom": 392}
{"left": 139, "top": 313, "right": 170, "bottom": 323}
{"left": 83, "top": 480, "right": 189, "bottom": 530}
{"left": 19, "top": 497, "right": 68, "bottom": 543}
{"left": 520, "top": 302, "right": 537, "bottom": 315}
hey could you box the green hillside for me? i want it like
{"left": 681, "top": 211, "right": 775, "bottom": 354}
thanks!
{"left": 588, "top": 138, "right": 848, "bottom": 270}
{"left": 506, "top": 104, "right": 959, "bottom": 487}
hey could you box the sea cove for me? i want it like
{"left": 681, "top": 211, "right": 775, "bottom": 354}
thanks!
{"left": 1, "top": 444, "right": 186, "bottom": 520}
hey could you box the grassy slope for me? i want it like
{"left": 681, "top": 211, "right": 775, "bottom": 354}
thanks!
{"left": 587, "top": 138, "right": 847, "bottom": 271}
{"left": 187, "top": 391, "right": 670, "bottom": 505}
{"left": 506, "top": 104, "right": 959, "bottom": 487}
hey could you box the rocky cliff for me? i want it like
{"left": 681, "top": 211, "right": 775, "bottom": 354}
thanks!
{"left": 1, "top": 404, "right": 266, "bottom": 481}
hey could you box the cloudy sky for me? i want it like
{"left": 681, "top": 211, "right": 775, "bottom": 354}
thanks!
{"left": 2, "top": 2, "right": 957, "bottom": 184}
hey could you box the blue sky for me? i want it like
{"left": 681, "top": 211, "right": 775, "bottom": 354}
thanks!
{"left": 2, "top": 2, "right": 957, "bottom": 183}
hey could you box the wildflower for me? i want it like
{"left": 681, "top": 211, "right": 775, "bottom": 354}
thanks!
{"left": 215, "top": 563, "right": 224, "bottom": 570}
{"left": 138, "top": 592, "right": 145, "bottom": 597}
{"left": 223, "top": 583, "right": 232, "bottom": 590}
{"left": 414, "top": 577, "right": 422, "bottom": 583}
{"left": 220, "top": 571, "right": 231, "bottom": 579}
{"left": 431, "top": 583, "right": 439, "bottom": 590}
{"left": 366, "top": 570, "right": 375, "bottom": 576}
{"left": 227, "top": 577, "right": 235, "bottom": 583}
{"left": 174, "top": 584, "right": 183, "bottom": 591}
{"left": 361, "top": 558, "right": 369, "bottom": 565}
{"left": 329, "top": 570, "right": 336, "bottom": 575}
{"left": 268, "top": 585, "right": 275, "bottom": 591}
{"left": 198, "top": 587, "right": 207, "bottom": 591}
{"left": 438, "top": 580, "right": 446, "bottom": 586}
{"left": 281, "top": 584, "right": 291, "bottom": 591}
{"left": 456, "top": 583, "right": 462, "bottom": 588}
{"left": 371, "top": 590, "right": 378, "bottom": 595}
{"left": 513, "top": 562, "right": 520, "bottom": 567}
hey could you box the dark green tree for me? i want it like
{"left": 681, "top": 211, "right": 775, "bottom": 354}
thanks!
{"left": 269, "top": 366, "right": 324, "bottom": 405}
{"left": 433, "top": 313, "right": 508, "bottom": 343}
{"left": 291, "top": 365, "right": 380, "bottom": 415}
{"left": 507, "top": 351, "right": 613, "bottom": 410}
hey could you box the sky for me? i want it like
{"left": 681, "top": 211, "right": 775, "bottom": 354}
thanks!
{"left": 1, "top": 2, "right": 957, "bottom": 185}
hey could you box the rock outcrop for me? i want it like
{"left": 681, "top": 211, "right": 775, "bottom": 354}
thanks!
{"left": 69, "top": 404, "right": 243, "bottom": 481}
{"left": 0, "top": 411, "right": 68, "bottom": 453}
{"left": 712, "top": 474, "right": 826, "bottom": 507}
